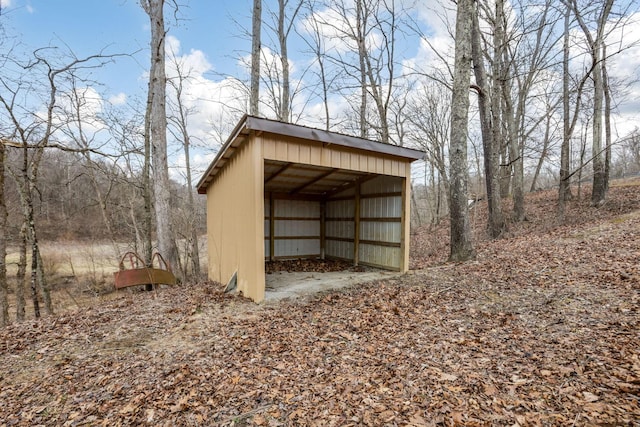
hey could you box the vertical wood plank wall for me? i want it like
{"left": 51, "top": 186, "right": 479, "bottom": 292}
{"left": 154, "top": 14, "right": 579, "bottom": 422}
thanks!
{"left": 325, "top": 176, "right": 405, "bottom": 270}
{"left": 206, "top": 138, "right": 265, "bottom": 302}
{"left": 264, "top": 198, "right": 321, "bottom": 259}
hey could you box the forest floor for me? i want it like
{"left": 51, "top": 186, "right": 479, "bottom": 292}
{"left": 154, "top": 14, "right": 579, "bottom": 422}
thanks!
{"left": 1, "top": 179, "right": 639, "bottom": 426}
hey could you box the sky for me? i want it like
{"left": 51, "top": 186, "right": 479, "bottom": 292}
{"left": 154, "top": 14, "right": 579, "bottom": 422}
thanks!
{"left": 1, "top": 0, "right": 257, "bottom": 103}
{"left": 0, "top": 0, "right": 284, "bottom": 180}
{"left": 1, "top": 0, "right": 640, "bottom": 184}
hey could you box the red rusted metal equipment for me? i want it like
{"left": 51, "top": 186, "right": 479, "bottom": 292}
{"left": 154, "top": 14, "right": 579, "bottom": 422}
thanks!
{"left": 114, "top": 251, "right": 176, "bottom": 290}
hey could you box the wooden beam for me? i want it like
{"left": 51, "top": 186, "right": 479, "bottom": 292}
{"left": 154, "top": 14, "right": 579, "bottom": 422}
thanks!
{"left": 269, "top": 192, "right": 275, "bottom": 261}
{"left": 268, "top": 192, "right": 325, "bottom": 202}
{"left": 325, "top": 173, "right": 377, "bottom": 198}
{"left": 400, "top": 168, "right": 411, "bottom": 272}
{"left": 320, "top": 200, "right": 326, "bottom": 260}
{"left": 353, "top": 181, "right": 361, "bottom": 267}
{"left": 359, "top": 239, "right": 401, "bottom": 248}
{"left": 289, "top": 168, "right": 337, "bottom": 194}
{"left": 265, "top": 163, "right": 293, "bottom": 184}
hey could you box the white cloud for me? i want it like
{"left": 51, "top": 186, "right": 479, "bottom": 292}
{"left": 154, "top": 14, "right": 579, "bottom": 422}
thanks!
{"left": 108, "top": 92, "right": 127, "bottom": 105}
{"left": 160, "top": 37, "right": 250, "bottom": 182}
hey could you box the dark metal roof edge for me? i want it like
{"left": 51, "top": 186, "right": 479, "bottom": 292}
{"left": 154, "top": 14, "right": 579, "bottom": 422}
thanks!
{"left": 245, "top": 116, "right": 425, "bottom": 160}
{"left": 196, "top": 115, "right": 425, "bottom": 193}
{"left": 196, "top": 113, "right": 250, "bottom": 193}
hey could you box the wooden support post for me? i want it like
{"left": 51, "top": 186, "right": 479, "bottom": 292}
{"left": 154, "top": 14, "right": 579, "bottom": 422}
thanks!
{"left": 320, "top": 200, "right": 326, "bottom": 260}
{"left": 353, "top": 182, "right": 361, "bottom": 266}
{"left": 269, "top": 192, "right": 275, "bottom": 261}
{"left": 400, "top": 170, "right": 411, "bottom": 272}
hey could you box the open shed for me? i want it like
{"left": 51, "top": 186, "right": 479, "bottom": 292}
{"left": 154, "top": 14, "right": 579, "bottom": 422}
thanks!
{"left": 196, "top": 115, "right": 424, "bottom": 302}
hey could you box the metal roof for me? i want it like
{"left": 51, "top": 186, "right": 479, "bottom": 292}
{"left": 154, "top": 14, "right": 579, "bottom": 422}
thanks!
{"left": 196, "top": 115, "right": 425, "bottom": 194}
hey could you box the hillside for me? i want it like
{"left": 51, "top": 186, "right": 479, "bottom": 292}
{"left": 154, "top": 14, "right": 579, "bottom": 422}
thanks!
{"left": 1, "top": 180, "right": 639, "bottom": 425}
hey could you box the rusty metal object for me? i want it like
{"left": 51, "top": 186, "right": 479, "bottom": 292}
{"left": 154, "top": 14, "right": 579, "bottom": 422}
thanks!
{"left": 114, "top": 251, "right": 176, "bottom": 290}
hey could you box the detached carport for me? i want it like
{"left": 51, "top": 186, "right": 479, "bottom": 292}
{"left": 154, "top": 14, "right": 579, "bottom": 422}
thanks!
{"left": 197, "top": 115, "right": 424, "bottom": 302}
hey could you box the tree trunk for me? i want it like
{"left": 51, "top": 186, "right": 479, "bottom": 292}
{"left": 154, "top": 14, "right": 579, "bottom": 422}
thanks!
{"left": 251, "top": 0, "right": 262, "bottom": 116}
{"left": 602, "top": 42, "right": 612, "bottom": 192}
{"left": 36, "top": 248, "right": 52, "bottom": 315}
{"left": 570, "top": 0, "right": 613, "bottom": 206}
{"left": 410, "top": 183, "right": 422, "bottom": 228}
{"left": 471, "top": 6, "right": 505, "bottom": 238}
{"left": 16, "top": 221, "right": 26, "bottom": 321}
{"left": 558, "top": 1, "right": 572, "bottom": 220}
{"left": 448, "top": 0, "right": 475, "bottom": 262}
{"left": 356, "top": 0, "right": 367, "bottom": 139}
{"left": 278, "top": 0, "right": 290, "bottom": 122}
{"left": 0, "top": 140, "right": 8, "bottom": 327}
{"left": 530, "top": 113, "right": 552, "bottom": 192}
{"left": 142, "top": 0, "right": 180, "bottom": 278}
{"left": 183, "top": 132, "right": 200, "bottom": 279}
{"left": 143, "top": 79, "right": 154, "bottom": 268}
{"left": 591, "top": 41, "right": 605, "bottom": 206}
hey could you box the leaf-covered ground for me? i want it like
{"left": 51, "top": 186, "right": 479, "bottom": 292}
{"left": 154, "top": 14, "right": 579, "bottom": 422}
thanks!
{"left": 1, "top": 182, "right": 639, "bottom": 426}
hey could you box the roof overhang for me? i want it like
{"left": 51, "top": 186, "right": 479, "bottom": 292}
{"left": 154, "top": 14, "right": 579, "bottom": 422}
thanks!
{"left": 196, "top": 114, "right": 425, "bottom": 194}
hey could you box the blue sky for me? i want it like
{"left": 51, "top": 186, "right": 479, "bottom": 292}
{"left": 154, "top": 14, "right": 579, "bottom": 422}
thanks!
{"left": 2, "top": 0, "right": 257, "bottom": 100}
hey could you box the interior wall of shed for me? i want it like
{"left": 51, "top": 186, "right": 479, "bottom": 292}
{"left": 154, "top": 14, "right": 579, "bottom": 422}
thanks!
{"left": 264, "top": 174, "right": 408, "bottom": 272}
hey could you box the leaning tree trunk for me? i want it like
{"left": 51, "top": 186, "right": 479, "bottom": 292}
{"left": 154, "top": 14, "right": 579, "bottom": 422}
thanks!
{"left": 448, "top": 0, "right": 475, "bottom": 262}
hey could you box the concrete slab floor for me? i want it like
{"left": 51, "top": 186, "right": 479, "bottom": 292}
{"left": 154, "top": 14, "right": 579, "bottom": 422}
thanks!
{"left": 264, "top": 269, "right": 403, "bottom": 302}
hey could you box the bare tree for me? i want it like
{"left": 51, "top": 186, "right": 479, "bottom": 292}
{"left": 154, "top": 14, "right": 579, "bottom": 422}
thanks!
{"left": 310, "top": 0, "right": 401, "bottom": 143}
{"left": 558, "top": 0, "right": 573, "bottom": 220}
{"left": 251, "top": 0, "right": 262, "bottom": 116}
{"left": 140, "top": 0, "right": 180, "bottom": 277}
{"left": 471, "top": 2, "right": 505, "bottom": 238}
{"left": 263, "top": 0, "right": 304, "bottom": 121}
{"left": 448, "top": 0, "right": 475, "bottom": 262}
{"left": 166, "top": 53, "right": 201, "bottom": 280}
{"left": 573, "top": 0, "right": 614, "bottom": 206}
{"left": 299, "top": 0, "right": 335, "bottom": 129}
{"left": 0, "top": 137, "right": 8, "bottom": 326}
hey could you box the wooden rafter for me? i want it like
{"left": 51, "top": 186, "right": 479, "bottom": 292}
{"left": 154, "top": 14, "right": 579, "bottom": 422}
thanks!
{"left": 265, "top": 163, "right": 293, "bottom": 185}
{"left": 289, "top": 168, "right": 337, "bottom": 195}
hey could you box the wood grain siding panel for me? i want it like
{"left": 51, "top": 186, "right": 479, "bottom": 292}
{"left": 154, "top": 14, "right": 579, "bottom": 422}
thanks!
{"left": 262, "top": 135, "right": 409, "bottom": 178}
{"left": 206, "top": 137, "right": 265, "bottom": 302}
{"left": 358, "top": 244, "right": 401, "bottom": 270}
{"left": 325, "top": 198, "right": 355, "bottom": 260}
{"left": 268, "top": 199, "right": 321, "bottom": 259}
{"left": 300, "top": 144, "right": 311, "bottom": 164}
{"left": 354, "top": 175, "right": 405, "bottom": 270}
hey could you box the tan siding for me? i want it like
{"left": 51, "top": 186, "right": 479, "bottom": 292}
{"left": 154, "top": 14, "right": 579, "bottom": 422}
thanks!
{"left": 206, "top": 137, "right": 265, "bottom": 302}
{"left": 355, "top": 175, "right": 405, "bottom": 271}
{"left": 262, "top": 135, "right": 407, "bottom": 177}
{"left": 268, "top": 199, "right": 321, "bottom": 259}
